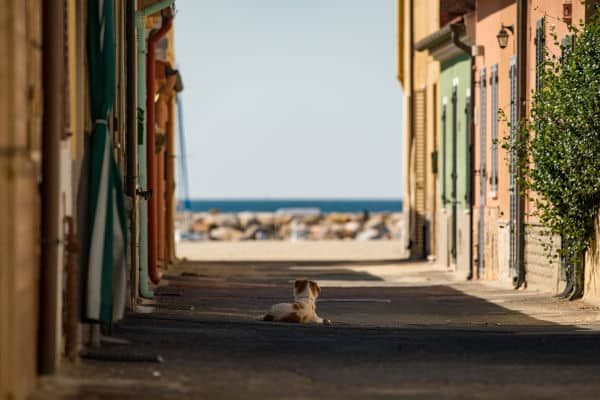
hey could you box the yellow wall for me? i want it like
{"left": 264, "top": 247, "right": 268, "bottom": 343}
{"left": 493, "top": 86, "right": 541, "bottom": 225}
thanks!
{"left": 0, "top": 1, "right": 43, "bottom": 399}
{"left": 398, "top": 0, "right": 440, "bottom": 257}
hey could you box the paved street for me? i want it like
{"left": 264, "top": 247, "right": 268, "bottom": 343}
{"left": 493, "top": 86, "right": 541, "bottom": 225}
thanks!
{"left": 35, "top": 260, "right": 600, "bottom": 399}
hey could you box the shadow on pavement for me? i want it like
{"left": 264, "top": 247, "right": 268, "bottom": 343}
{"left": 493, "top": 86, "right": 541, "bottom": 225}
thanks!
{"left": 35, "top": 261, "right": 600, "bottom": 400}
{"left": 116, "top": 261, "right": 600, "bottom": 360}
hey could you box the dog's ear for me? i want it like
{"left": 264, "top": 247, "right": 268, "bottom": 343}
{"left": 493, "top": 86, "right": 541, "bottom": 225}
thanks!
{"left": 294, "top": 279, "right": 308, "bottom": 294}
{"left": 309, "top": 281, "right": 320, "bottom": 296}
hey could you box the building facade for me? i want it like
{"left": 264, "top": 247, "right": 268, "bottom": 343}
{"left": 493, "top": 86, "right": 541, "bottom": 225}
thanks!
{"left": 472, "top": 0, "right": 517, "bottom": 284}
{"left": 397, "top": 0, "right": 441, "bottom": 259}
{"left": 1, "top": 1, "right": 181, "bottom": 399}
{"left": 402, "top": 0, "right": 600, "bottom": 301}
{"left": 521, "top": 1, "right": 596, "bottom": 293}
{"left": 413, "top": 6, "right": 475, "bottom": 277}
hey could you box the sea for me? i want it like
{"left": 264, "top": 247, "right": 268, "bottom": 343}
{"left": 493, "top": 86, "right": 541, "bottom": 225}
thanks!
{"left": 181, "top": 199, "right": 403, "bottom": 214}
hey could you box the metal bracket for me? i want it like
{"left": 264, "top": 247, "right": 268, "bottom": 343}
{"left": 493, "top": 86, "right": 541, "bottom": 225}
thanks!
{"left": 136, "top": 188, "right": 152, "bottom": 200}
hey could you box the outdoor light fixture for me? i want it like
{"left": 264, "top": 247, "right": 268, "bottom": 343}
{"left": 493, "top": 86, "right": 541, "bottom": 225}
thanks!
{"left": 497, "top": 24, "right": 514, "bottom": 49}
{"left": 563, "top": 0, "right": 572, "bottom": 23}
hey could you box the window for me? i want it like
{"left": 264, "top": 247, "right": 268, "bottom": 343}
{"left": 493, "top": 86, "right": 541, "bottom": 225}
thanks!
{"left": 560, "top": 34, "right": 574, "bottom": 65}
{"left": 479, "top": 68, "right": 486, "bottom": 200}
{"left": 441, "top": 100, "right": 447, "bottom": 205}
{"left": 509, "top": 55, "right": 518, "bottom": 277}
{"left": 535, "top": 17, "right": 545, "bottom": 92}
{"left": 489, "top": 64, "right": 498, "bottom": 195}
{"left": 465, "top": 89, "right": 472, "bottom": 206}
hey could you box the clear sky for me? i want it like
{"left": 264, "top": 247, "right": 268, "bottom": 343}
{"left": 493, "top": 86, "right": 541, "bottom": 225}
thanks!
{"left": 174, "top": 0, "right": 403, "bottom": 199}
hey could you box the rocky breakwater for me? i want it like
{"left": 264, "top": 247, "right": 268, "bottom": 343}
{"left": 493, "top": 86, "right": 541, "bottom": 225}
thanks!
{"left": 180, "top": 211, "right": 406, "bottom": 242}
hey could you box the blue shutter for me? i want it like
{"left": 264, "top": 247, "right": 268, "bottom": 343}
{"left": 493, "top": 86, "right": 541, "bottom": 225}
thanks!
{"left": 479, "top": 68, "right": 487, "bottom": 199}
{"left": 560, "top": 34, "right": 574, "bottom": 65}
{"left": 509, "top": 55, "right": 518, "bottom": 279}
{"left": 535, "top": 17, "right": 545, "bottom": 92}
{"left": 490, "top": 64, "right": 498, "bottom": 194}
{"left": 478, "top": 68, "right": 487, "bottom": 276}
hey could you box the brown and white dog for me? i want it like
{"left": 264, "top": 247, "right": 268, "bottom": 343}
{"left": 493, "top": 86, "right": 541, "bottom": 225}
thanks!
{"left": 262, "top": 279, "right": 331, "bottom": 324}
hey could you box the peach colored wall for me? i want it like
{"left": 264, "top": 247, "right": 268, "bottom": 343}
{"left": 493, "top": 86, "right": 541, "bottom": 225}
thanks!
{"left": 524, "top": 1, "right": 589, "bottom": 224}
{"left": 474, "top": 0, "right": 516, "bottom": 220}
{"left": 473, "top": 0, "right": 516, "bottom": 281}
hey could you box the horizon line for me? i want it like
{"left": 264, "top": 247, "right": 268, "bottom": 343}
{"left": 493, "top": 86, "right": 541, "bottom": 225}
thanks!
{"left": 178, "top": 197, "right": 403, "bottom": 201}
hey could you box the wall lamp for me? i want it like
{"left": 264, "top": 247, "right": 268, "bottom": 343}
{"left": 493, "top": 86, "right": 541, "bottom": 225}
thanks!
{"left": 497, "top": 24, "right": 514, "bottom": 49}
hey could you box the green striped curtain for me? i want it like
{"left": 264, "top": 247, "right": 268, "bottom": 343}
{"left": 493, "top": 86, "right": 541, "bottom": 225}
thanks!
{"left": 85, "top": 0, "right": 128, "bottom": 323}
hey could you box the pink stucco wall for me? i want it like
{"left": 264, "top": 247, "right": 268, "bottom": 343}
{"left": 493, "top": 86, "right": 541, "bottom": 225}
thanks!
{"left": 473, "top": 0, "right": 516, "bottom": 280}
{"left": 524, "top": 0, "right": 589, "bottom": 224}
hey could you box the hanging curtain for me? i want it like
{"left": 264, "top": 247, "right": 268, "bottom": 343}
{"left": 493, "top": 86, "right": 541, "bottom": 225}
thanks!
{"left": 85, "top": 0, "right": 128, "bottom": 323}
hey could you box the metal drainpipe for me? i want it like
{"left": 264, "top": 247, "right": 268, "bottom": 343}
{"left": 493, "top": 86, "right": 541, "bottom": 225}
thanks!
{"left": 40, "top": 0, "right": 65, "bottom": 374}
{"left": 134, "top": 0, "right": 174, "bottom": 298}
{"left": 450, "top": 22, "right": 474, "bottom": 280}
{"left": 135, "top": 13, "right": 154, "bottom": 299}
{"left": 514, "top": 0, "right": 528, "bottom": 289}
{"left": 166, "top": 96, "right": 176, "bottom": 263}
{"left": 126, "top": 0, "right": 139, "bottom": 304}
{"left": 157, "top": 135, "right": 165, "bottom": 263}
{"left": 147, "top": 14, "right": 173, "bottom": 285}
{"left": 408, "top": 0, "right": 415, "bottom": 257}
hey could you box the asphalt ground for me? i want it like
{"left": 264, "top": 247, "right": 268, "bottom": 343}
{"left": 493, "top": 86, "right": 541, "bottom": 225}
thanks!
{"left": 33, "top": 260, "right": 600, "bottom": 399}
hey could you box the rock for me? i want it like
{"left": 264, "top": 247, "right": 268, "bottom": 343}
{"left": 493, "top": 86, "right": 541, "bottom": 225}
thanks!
{"left": 325, "top": 213, "right": 352, "bottom": 224}
{"left": 209, "top": 227, "right": 243, "bottom": 241}
{"left": 238, "top": 212, "right": 259, "bottom": 229}
{"left": 201, "top": 213, "right": 218, "bottom": 227}
{"left": 276, "top": 222, "right": 289, "bottom": 238}
{"left": 241, "top": 224, "right": 272, "bottom": 240}
{"left": 309, "top": 225, "right": 326, "bottom": 240}
{"left": 192, "top": 223, "right": 211, "bottom": 234}
{"left": 301, "top": 214, "right": 321, "bottom": 225}
{"left": 184, "top": 210, "right": 401, "bottom": 242}
{"left": 289, "top": 219, "right": 309, "bottom": 241}
{"left": 356, "top": 224, "right": 390, "bottom": 241}
{"left": 388, "top": 215, "right": 405, "bottom": 241}
{"left": 326, "top": 223, "right": 344, "bottom": 239}
{"left": 214, "top": 213, "right": 241, "bottom": 229}
{"left": 365, "top": 215, "right": 386, "bottom": 231}
{"left": 343, "top": 221, "right": 362, "bottom": 238}
{"left": 356, "top": 228, "right": 381, "bottom": 241}
{"left": 256, "top": 213, "right": 276, "bottom": 226}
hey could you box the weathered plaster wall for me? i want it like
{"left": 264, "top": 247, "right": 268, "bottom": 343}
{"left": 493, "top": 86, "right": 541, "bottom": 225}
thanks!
{"left": 521, "top": 0, "right": 590, "bottom": 292}
{"left": 438, "top": 53, "right": 471, "bottom": 270}
{"left": 399, "top": 0, "right": 440, "bottom": 258}
{"left": 584, "top": 214, "right": 600, "bottom": 307}
{"left": 524, "top": 223, "right": 561, "bottom": 292}
{"left": 473, "top": 0, "right": 516, "bottom": 284}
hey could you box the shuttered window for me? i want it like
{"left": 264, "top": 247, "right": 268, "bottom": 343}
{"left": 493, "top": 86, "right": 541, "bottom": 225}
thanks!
{"left": 441, "top": 101, "right": 447, "bottom": 205}
{"left": 479, "top": 68, "right": 486, "bottom": 198}
{"left": 414, "top": 88, "right": 427, "bottom": 255}
{"left": 478, "top": 68, "right": 487, "bottom": 277}
{"left": 535, "top": 17, "right": 545, "bottom": 92}
{"left": 465, "top": 90, "right": 472, "bottom": 206}
{"left": 560, "top": 34, "right": 574, "bottom": 65}
{"left": 489, "top": 64, "right": 498, "bottom": 194}
{"left": 509, "top": 55, "right": 518, "bottom": 278}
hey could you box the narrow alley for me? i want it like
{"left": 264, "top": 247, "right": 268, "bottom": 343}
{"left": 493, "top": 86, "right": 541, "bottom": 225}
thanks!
{"left": 5, "top": 1, "right": 600, "bottom": 399}
{"left": 34, "top": 259, "right": 600, "bottom": 399}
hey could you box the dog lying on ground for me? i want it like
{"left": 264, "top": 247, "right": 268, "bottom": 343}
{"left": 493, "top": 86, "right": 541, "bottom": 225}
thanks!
{"left": 262, "top": 279, "right": 331, "bottom": 324}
